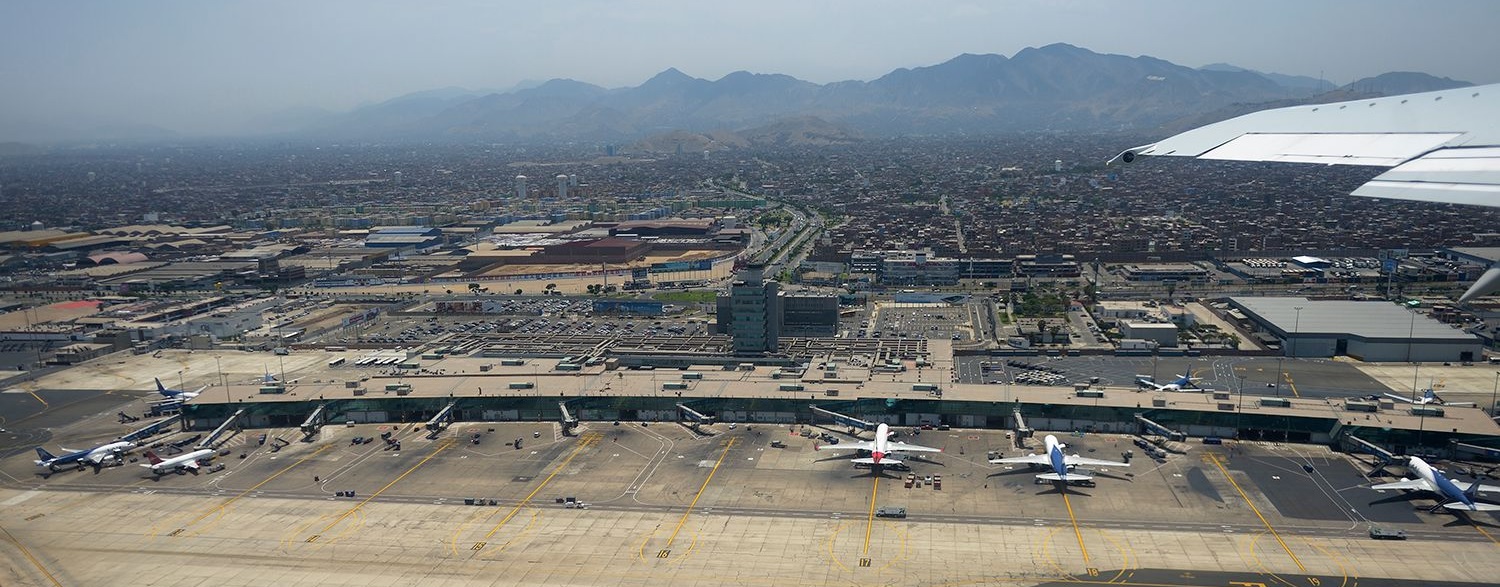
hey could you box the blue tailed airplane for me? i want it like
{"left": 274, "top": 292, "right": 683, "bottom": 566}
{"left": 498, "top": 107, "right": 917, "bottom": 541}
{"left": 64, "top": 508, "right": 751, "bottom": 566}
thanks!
{"left": 1372, "top": 456, "right": 1500, "bottom": 512}
{"left": 990, "top": 434, "right": 1129, "bottom": 483}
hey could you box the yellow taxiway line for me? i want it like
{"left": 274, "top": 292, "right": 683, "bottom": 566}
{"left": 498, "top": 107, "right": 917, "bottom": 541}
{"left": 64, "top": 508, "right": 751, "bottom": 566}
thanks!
{"left": 1206, "top": 453, "right": 1306, "bottom": 573}
{"left": 862, "top": 469, "right": 880, "bottom": 555}
{"left": 311, "top": 439, "right": 454, "bottom": 540}
{"left": 665, "top": 437, "right": 735, "bottom": 550}
{"left": 1284, "top": 373, "right": 1301, "bottom": 398}
{"left": 1061, "top": 489, "right": 1091, "bottom": 564}
{"left": 480, "top": 433, "right": 600, "bottom": 543}
{"left": 0, "top": 523, "right": 62, "bottom": 587}
{"left": 181, "top": 444, "right": 332, "bottom": 532}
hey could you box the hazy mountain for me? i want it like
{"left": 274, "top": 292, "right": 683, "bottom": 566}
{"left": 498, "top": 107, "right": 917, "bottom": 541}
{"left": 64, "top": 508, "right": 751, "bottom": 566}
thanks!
{"left": 1339, "top": 72, "right": 1472, "bottom": 95}
{"left": 1199, "top": 63, "right": 1336, "bottom": 92}
{"left": 626, "top": 116, "right": 860, "bottom": 154}
{"left": 1160, "top": 71, "right": 1475, "bottom": 136}
{"left": 293, "top": 43, "right": 1465, "bottom": 142}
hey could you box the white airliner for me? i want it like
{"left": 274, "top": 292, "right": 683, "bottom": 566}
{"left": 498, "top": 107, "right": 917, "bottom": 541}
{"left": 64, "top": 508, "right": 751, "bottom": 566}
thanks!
{"left": 34, "top": 440, "right": 135, "bottom": 471}
{"left": 1136, "top": 369, "right": 1201, "bottom": 392}
{"left": 990, "top": 434, "right": 1129, "bottom": 483}
{"left": 156, "top": 378, "right": 207, "bottom": 400}
{"left": 1371, "top": 456, "right": 1500, "bottom": 512}
{"left": 814, "top": 422, "right": 942, "bottom": 466}
{"left": 141, "top": 448, "right": 215, "bottom": 475}
{"left": 1383, "top": 387, "right": 1475, "bottom": 407}
{"left": 1111, "top": 83, "right": 1500, "bottom": 303}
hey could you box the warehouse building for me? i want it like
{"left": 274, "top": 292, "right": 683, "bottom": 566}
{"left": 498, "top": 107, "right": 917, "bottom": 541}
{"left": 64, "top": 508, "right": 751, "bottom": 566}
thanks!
{"left": 1229, "top": 297, "right": 1483, "bottom": 362}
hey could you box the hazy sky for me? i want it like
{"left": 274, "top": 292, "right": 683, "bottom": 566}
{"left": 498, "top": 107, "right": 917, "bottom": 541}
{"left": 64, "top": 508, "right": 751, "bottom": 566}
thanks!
{"left": 3, "top": 0, "right": 1497, "bottom": 138}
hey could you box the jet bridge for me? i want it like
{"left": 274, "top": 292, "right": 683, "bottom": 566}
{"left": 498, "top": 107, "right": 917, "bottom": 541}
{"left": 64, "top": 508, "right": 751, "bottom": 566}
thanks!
{"left": 809, "top": 406, "right": 874, "bottom": 431}
{"left": 300, "top": 404, "right": 328, "bottom": 439}
{"left": 198, "top": 408, "right": 246, "bottom": 449}
{"left": 1011, "top": 407, "right": 1034, "bottom": 444}
{"left": 1338, "top": 433, "right": 1404, "bottom": 476}
{"left": 1135, "top": 413, "right": 1187, "bottom": 442}
{"left": 1451, "top": 441, "right": 1500, "bottom": 462}
{"left": 557, "top": 401, "right": 579, "bottom": 435}
{"left": 425, "top": 401, "right": 459, "bottom": 433}
{"left": 681, "top": 402, "right": 714, "bottom": 426}
{"left": 119, "top": 414, "right": 185, "bottom": 442}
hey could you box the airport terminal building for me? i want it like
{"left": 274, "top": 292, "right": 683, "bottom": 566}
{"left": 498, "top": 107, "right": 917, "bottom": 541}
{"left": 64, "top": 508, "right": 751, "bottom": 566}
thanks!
{"left": 1228, "top": 297, "right": 1483, "bottom": 362}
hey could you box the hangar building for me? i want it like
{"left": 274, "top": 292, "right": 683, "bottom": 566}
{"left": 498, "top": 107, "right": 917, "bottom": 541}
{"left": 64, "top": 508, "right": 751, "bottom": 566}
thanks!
{"left": 1229, "top": 297, "right": 1483, "bottom": 362}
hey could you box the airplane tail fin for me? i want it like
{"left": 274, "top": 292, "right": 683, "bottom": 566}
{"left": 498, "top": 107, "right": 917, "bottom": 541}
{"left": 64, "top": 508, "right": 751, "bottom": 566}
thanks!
{"left": 144, "top": 451, "right": 162, "bottom": 465}
{"left": 852, "top": 457, "right": 903, "bottom": 465}
{"left": 155, "top": 378, "right": 174, "bottom": 397}
{"left": 34, "top": 447, "right": 55, "bottom": 462}
{"left": 1038, "top": 472, "right": 1093, "bottom": 482}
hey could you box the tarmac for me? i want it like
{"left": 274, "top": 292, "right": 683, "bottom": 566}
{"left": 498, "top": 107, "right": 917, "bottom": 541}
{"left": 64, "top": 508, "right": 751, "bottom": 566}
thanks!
{"left": 2, "top": 393, "right": 1500, "bottom": 587}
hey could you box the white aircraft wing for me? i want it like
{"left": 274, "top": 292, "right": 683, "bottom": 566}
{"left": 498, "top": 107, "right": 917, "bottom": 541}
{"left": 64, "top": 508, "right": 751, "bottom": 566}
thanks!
{"left": 990, "top": 453, "right": 1049, "bottom": 466}
{"left": 1371, "top": 478, "right": 1437, "bottom": 492}
{"left": 1111, "top": 83, "right": 1500, "bottom": 209}
{"left": 889, "top": 441, "right": 942, "bottom": 454}
{"left": 87, "top": 452, "right": 109, "bottom": 465}
{"left": 815, "top": 441, "right": 878, "bottom": 453}
{"left": 1383, "top": 393, "right": 1418, "bottom": 404}
{"left": 1065, "top": 455, "right": 1129, "bottom": 468}
{"left": 180, "top": 460, "right": 201, "bottom": 470}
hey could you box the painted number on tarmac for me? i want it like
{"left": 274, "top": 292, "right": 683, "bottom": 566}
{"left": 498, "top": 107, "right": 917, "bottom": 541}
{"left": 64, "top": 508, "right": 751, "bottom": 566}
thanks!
{"left": 471, "top": 542, "right": 485, "bottom": 551}
{"left": 305, "top": 535, "right": 319, "bottom": 543}
{"left": 1086, "top": 568, "right": 1099, "bottom": 577}
{"left": 657, "top": 549, "right": 671, "bottom": 558}
{"left": 859, "top": 558, "right": 871, "bottom": 567}
{"left": 168, "top": 529, "right": 184, "bottom": 537}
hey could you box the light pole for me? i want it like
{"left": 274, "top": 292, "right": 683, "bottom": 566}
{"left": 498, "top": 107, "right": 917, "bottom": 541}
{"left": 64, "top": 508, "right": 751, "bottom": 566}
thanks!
{"left": 1407, "top": 310, "right": 1419, "bottom": 401}
{"left": 215, "top": 355, "right": 227, "bottom": 402}
{"left": 1290, "top": 306, "right": 1303, "bottom": 358}
{"left": 1491, "top": 371, "right": 1499, "bottom": 417}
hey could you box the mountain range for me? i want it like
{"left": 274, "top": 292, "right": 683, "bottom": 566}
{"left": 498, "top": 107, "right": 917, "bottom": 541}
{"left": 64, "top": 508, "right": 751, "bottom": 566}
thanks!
{"left": 8, "top": 43, "right": 1474, "bottom": 145}
{"left": 304, "top": 43, "right": 1470, "bottom": 144}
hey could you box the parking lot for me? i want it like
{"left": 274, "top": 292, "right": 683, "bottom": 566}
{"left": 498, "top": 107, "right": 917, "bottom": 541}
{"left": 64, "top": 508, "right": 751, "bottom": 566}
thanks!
{"left": 868, "top": 302, "right": 981, "bottom": 342}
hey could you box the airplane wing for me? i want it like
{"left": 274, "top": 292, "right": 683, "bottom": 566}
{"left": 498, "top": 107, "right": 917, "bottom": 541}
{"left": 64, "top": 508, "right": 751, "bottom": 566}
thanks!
{"left": 991, "top": 453, "right": 1049, "bottom": 466}
{"left": 1112, "top": 83, "right": 1500, "bottom": 304}
{"left": 1383, "top": 393, "right": 1417, "bottom": 404}
{"left": 1065, "top": 455, "right": 1129, "bottom": 468}
{"left": 1371, "top": 478, "right": 1437, "bottom": 492}
{"left": 1110, "top": 83, "right": 1500, "bottom": 209}
{"left": 815, "top": 441, "right": 878, "bottom": 453}
{"left": 181, "top": 460, "right": 201, "bottom": 470}
{"left": 889, "top": 441, "right": 942, "bottom": 454}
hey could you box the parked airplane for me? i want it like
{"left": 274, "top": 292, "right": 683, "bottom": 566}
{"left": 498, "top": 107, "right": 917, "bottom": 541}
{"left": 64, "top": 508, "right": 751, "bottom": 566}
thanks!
{"left": 1136, "top": 369, "right": 1201, "bottom": 392}
{"left": 141, "top": 448, "right": 214, "bottom": 475}
{"left": 1384, "top": 387, "right": 1476, "bottom": 407}
{"left": 1109, "top": 83, "right": 1500, "bottom": 303}
{"left": 155, "top": 378, "right": 206, "bottom": 400}
{"left": 814, "top": 422, "right": 942, "bottom": 466}
{"left": 34, "top": 440, "right": 135, "bottom": 471}
{"left": 1372, "top": 456, "right": 1500, "bottom": 512}
{"left": 991, "top": 434, "right": 1129, "bottom": 483}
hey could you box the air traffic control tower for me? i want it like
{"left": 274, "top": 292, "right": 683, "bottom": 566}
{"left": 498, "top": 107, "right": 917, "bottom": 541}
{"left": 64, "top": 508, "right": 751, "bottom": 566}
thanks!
{"left": 726, "top": 264, "right": 781, "bottom": 355}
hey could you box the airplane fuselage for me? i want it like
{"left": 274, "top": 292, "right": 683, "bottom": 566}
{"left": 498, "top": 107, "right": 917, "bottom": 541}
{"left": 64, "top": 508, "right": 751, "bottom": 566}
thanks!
{"left": 870, "top": 423, "right": 891, "bottom": 464}
{"left": 1044, "top": 435, "right": 1068, "bottom": 477}
{"left": 1411, "top": 457, "right": 1478, "bottom": 510}
{"left": 145, "top": 449, "right": 214, "bottom": 474}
